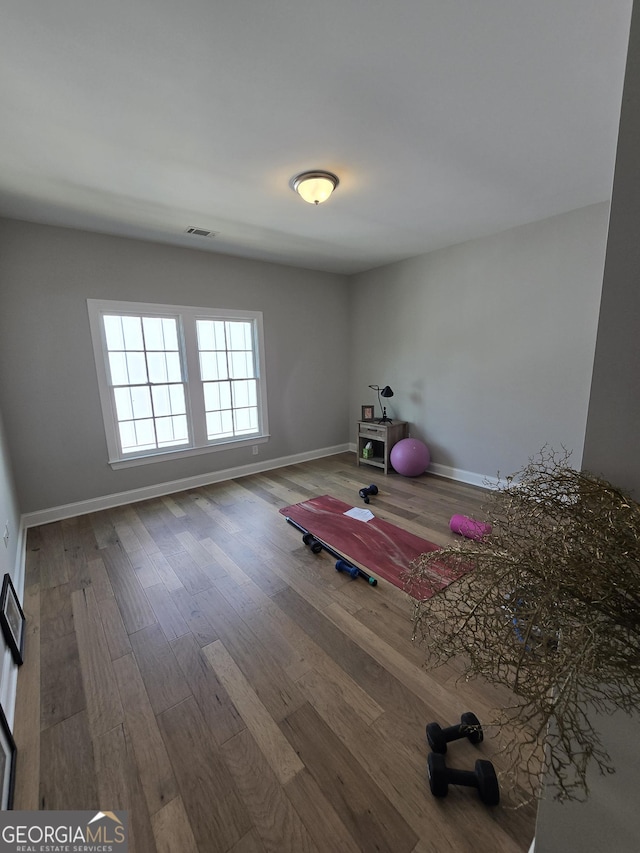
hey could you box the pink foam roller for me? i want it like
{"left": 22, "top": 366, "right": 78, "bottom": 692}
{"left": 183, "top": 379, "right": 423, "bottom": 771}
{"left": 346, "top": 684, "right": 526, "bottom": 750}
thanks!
{"left": 449, "top": 514, "right": 492, "bottom": 540}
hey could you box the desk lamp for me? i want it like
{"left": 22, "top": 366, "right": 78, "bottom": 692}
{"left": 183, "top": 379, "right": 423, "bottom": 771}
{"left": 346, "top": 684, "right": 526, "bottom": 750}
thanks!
{"left": 369, "top": 385, "right": 394, "bottom": 423}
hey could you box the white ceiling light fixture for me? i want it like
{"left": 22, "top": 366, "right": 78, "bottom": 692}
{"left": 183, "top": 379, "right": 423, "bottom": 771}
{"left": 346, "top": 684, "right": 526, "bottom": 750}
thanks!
{"left": 291, "top": 171, "right": 339, "bottom": 205}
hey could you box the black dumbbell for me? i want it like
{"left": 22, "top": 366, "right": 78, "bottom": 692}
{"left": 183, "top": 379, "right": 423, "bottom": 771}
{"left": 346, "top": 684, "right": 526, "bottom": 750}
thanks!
{"left": 359, "top": 484, "right": 378, "bottom": 504}
{"left": 427, "top": 752, "right": 500, "bottom": 806}
{"left": 302, "top": 532, "right": 323, "bottom": 554}
{"left": 426, "top": 712, "right": 483, "bottom": 754}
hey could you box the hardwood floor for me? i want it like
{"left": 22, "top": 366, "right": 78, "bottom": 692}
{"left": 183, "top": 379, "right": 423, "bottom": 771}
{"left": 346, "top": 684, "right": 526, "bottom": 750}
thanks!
{"left": 14, "top": 452, "right": 537, "bottom": 852}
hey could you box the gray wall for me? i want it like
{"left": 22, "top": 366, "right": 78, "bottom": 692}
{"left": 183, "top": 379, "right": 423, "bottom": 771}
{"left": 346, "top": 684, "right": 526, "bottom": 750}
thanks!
{"left": 0, "top": 203, "right": 611, "bottom": 513}
{"left": 0, "top": 219, "right": 350, "bottom": 513}
{"left": 582, "top": 2, "right": 640, "bottom": 496}
{"left": 349, "top": 203, "right": 609, "bottom": 481}
{"left": 535, "top": 2, "right": 640, "bottom": 850}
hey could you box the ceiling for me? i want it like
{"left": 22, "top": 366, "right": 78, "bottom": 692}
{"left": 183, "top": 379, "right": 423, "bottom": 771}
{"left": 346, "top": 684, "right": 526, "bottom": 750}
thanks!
{"left": 0, "top": 0, "right": 633, "bottom": 275}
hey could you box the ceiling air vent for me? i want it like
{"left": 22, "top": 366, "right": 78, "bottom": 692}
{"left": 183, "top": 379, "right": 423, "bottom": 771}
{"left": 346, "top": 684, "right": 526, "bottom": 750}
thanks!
{"left": 184, "top": 227, "right": 218, "bottom": 238}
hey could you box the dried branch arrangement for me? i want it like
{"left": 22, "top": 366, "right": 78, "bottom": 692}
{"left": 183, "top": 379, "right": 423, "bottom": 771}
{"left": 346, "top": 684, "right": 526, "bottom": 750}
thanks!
{"left": 407, "top": 448, "right": 640, "bottom": 803}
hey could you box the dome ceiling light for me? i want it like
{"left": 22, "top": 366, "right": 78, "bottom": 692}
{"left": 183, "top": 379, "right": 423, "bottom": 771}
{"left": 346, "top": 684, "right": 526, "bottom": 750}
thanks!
{"left": 291, "top": 171, "right": 339, "bottom": 205}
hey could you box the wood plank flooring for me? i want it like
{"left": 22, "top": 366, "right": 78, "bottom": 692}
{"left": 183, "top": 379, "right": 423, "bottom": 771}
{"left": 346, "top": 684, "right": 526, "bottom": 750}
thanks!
{"left": 13, "top": 452, "right": 538, "bottom": 852}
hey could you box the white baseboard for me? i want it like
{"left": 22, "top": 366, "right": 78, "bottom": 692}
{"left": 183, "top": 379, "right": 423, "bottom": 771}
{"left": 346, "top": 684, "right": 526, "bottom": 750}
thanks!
{"left": 428, "top": 461, "right": 500, "bottom": 490}
{"left": 21, "top": 443, "right": 351, "bottom": 528}
{"left": 348, "top": 443, "right": 499, "bottom": 489}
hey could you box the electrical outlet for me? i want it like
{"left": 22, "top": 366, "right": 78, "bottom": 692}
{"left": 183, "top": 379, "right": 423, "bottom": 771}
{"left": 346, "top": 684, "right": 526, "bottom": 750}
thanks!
{"left": 252, "top": 445, "right": 259, "bottom": 455}
{"left": 2, "top": 523, "right": 8, "bottom": 548}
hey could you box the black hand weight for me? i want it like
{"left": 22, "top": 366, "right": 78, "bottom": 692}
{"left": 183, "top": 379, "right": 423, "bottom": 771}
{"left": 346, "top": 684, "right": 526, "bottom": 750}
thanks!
{"left": 426, "top": 712, "right": 483, "bottom": 754}
{"left": 358, "top": 484, "right": 378, "bottom": 504}
{"left": 427, "top": 752, "right": 499, "bottom": 806}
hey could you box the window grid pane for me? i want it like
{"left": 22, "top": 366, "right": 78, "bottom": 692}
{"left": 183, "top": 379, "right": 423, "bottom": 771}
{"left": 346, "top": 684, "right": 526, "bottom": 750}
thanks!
{"left": 156, "top": 414, "right": 188, "bottom": 447}
{"left": 147, "top": 352, "right": 169, "bottom": 383}
{"left": 126, "top": 352, "right": 148, "bottom": 385}
{"left": 103, "top": 314, "right": 188, "bottom": 454}
{"left": 118, "top": 421, "right": 137, "bottom": 452}
{"left": 227, "top": 322, "right": 253, "bottom": 351}
{"left": 141, "top": 317, "right": 165, "bottom": 351}
{"left": 231, "top": 379, "right": 257, "bottom": 409}
{"left": 197, "top": 319, "right": 227, "bottom": 351}
{"left": 197, "top": 319, "right": 259, "bottom": 442}
{"left": 151, "top": 383, "right": 186, "bottom": 417}
{"left": 233, "top": 407, "right": 258, "bottom": 435}
{"left": 206, "top": 410, "right": 234, "bottom": 439}
{"left": 130, "top": 386, "right": 152, "bottom": 419}
{"left": 103, "top": 315, "right": 125, "bottom": 351}
{"left": 122, "top": 316, "right": 144, "bottom": 350}
{"left": 199, "top": 351, "right": 229, "bottom": 382}
{"left": 133, "top": 418, "right": 156, "bottom": 450}
{"left": 203, "top": 381, "right": 231, "bottom": 411}
{"left": 229, "top": 351, "right": 253, "bottom": 379}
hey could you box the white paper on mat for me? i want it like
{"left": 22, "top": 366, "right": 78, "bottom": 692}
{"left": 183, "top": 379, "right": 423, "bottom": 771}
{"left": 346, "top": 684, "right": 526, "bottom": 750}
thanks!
{"left": 343, "top": 507, "right": 375, "bottom": 522}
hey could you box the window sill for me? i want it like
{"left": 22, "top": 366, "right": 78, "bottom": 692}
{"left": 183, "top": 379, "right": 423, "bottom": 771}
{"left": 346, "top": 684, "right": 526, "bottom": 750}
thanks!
{"left": 108, "top": 434, "right": 270, "bottom": 469}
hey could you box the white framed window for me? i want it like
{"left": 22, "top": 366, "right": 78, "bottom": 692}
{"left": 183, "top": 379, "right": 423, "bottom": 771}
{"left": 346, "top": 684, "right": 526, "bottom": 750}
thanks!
{"left": 88, "top": 299, "right": 269, "bottom": 468}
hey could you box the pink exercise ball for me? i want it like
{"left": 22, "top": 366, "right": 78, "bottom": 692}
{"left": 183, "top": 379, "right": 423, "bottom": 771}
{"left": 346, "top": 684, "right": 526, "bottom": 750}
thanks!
{"left": 390, "top": 438, "right": 431, "bottom": 477}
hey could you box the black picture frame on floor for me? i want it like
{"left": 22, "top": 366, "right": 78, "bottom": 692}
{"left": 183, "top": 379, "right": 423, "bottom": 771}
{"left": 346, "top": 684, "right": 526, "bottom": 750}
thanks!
{"left": 0, "top": 702, "right": 16, "bottom": 809}
{"left": 0, "top": 574, "right": 25, "bottom": 667}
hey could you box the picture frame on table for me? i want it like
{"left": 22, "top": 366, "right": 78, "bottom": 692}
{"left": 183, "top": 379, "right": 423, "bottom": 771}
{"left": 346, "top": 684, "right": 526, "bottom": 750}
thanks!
{"left": 0, "top": 702, "right": 16, "bottom": 810}
{"left": 361, "top": 404, "right": 375, "bottom": 421}
{"left": 0, "top": 574, "right": 25, "bottom": 667}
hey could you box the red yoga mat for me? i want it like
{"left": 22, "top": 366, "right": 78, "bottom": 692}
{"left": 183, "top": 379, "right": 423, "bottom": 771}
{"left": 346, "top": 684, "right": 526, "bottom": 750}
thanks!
{"left": 280, "top": 494, "right": 465, "bottom": 598}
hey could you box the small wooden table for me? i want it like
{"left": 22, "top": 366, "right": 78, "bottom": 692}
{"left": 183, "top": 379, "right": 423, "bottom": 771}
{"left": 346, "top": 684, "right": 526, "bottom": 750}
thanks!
{"left": 356, "top": 420, "right": 408, "bottom": 475}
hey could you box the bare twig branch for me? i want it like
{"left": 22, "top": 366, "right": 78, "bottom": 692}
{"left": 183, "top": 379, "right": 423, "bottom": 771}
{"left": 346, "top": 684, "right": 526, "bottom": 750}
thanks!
{"left": 406, "top": 448, "right": 640, "bottom": 803}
